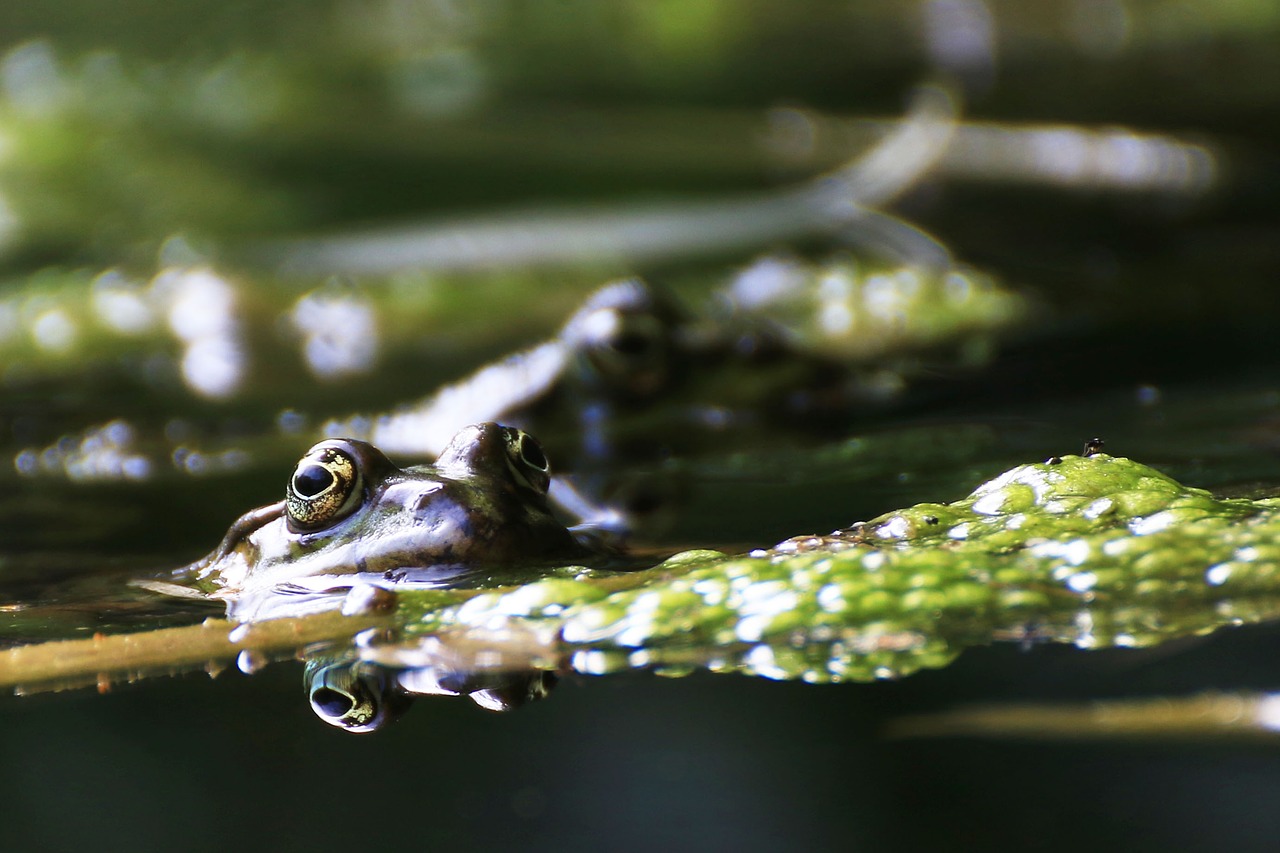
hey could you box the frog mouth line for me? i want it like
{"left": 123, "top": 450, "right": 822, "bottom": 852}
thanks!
{"left": 226, "top": 565, "right": 482, "bottom": 622}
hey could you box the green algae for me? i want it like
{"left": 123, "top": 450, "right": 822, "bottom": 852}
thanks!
{"left": 721, "top": 255, "right": 1026, "bottom": 364}
{"left": 386, "top": 453, "right": 1280, "bottom": 683}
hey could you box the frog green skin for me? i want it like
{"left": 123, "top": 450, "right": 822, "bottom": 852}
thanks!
{"left": 186, "top": 422, "right": 587, "bottom": 621}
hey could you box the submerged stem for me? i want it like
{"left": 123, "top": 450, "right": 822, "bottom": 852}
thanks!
{"left": 0, "top": 611, "right": 385, "bottom": 695}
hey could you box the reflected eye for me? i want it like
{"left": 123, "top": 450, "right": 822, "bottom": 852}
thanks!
{"left": 312, "top": 685, "right": 366, "bottom": 723}
{"left": 311, "top": 682, "right": 383, "bottom": 731}
{"left": 500, "top": 427, "right": 551, "bottom": 494}
{"left": 306, "top": 659, "right": 411, "bottom": 733}
{"left": 286, "top": 444, "right": 363, "bottom": 532}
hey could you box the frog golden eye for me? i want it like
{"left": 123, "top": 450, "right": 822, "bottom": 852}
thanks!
{"left": 500, "top": 427, "right": 551, "bottom": 494}
{"left": 286, "top": 445, "right": 363, "bottom": 532}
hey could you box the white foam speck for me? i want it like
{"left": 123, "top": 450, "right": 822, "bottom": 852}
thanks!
{"left": 971, "top": 491, "right": 1006, "bottom": 515}
{"left": 1066, "top": 571, "right": 1097, "bottom": 593}
{"left": 1083, "top": 497, "right": 1114, "bottom": 520}
{"left": 1129, "top": 511, "right": 1175, "bottom": 536}
{"left": 876, "top": 516, "right": 911, "bottom": 539}
{"left": 1205, "top": 564, "right": 1233, "bottom": 587}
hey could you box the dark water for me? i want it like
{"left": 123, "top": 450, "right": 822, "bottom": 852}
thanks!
{"left": 3, "top": 2, "right": 1280, "bottom": 851}
{"left": 9, "top": 623, "right": 1280, "bottom": 852}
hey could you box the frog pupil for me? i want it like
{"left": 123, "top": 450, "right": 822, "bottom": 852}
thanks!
{"left": 293, "top": 464, "right": 334, "bottom": 498}
{"left": 612, "top": 330, "right": 651, "bottom": 357}
{"left": 312, "top": 687, "right": 354, "bottom": 718}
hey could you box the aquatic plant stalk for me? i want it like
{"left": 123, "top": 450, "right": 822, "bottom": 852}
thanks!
{"left": 0, "top": 612, "right": 383, "bottom": 695}
{"left": 268, "top": 86, "right": 959, "bottom": 275}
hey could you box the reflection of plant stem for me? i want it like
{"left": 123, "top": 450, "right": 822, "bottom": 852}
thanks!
{"left": 0, "top": 612, "right": 387, "bottom": 696}
{"left": 887, "top": 692, "right": 1280, "bottom": 740}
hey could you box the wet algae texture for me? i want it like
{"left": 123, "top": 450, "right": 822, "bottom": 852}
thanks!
{"left": 396, "top": 453, "right": 1280, "bottom": 682}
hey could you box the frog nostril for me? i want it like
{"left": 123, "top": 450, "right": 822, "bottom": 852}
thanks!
{"left": 411, "top": 483, "right": 444, "bottom": 515}
{"left": 519, "top": 434, "right": 548, "bottom": 471}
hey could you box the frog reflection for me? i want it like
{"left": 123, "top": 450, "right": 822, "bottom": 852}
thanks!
{"left": 341, "top": 261, "right": 1013, "bottom": 467}
{"left": 304, "top": 652, "right": 556, "bottom": 732}
{"left": 331, "top": 277, "right": 880, "bottom": 468}
{"left": 184, "top": 422, "right": 590, "bottom": 621}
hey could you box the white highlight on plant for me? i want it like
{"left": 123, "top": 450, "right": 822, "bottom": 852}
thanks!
{"left": 735, "top": 581, "right": 798, "bottom": 643}
{"left": 13, "top": 419, "right": 152, "bottom": 482}
{"left": 290, "top": 289, "right": 379, "bottom": 379}
{"left": 156, "top": 267, "right": 245, "bottom": 399}
{"left": 1129, "top": 510, "right": 1175, "bottom": 536}
{"left": 1205, "top": 564, "right": 1233, "bottom": 587}
{"left": 743, "top": 644, "right": 788, "bottom": 680}
{"left": 91, "top": 270, "right": 156, "bottom": 334}
{"left": 971, "top": 490, "right": 1007, "bottom": 516}
{"left": 1253, "top": 695, "right": 1280, "bottom": 732}
{"left": 876, "top": 516, "right": 911, "bottom": 539}
{"left": 30, "top": 308, "right": 76, "bottom": 352}
{"left": 1083, "top": 497, "right": 1114, "bottom": 520}
{"left": 817, "top": 583, "right": 845, "bottom": 613}
{"left": 1066, "top": 571, "right": 1098, "bottom": 593}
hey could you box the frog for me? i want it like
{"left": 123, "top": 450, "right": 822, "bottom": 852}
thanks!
{"left": 329, "top": 273, "right": 965, "bottom": 472}
{"left": 180, "top": 422, "right": 590, "bottom": 621}
{"left": 329, "top": 278, "right": 688, "bottom": 461}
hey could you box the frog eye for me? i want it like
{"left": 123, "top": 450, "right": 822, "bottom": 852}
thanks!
{"left": 286, "top": 444, "right": 364, "bottom": 532}
{"left": 307, "top": 660, "right": 412, "bottom": 733}
{"left": 565, "top": 280, "right": 677, "bottom": 397}
{"left": 311, "top": 680, "right": 380, "bottom": 730}
{"left": 583, "top": 310, "right": 669, "bottom": 391}
{"left": 500, "top": 427, "right": 551, "bottom": 494}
